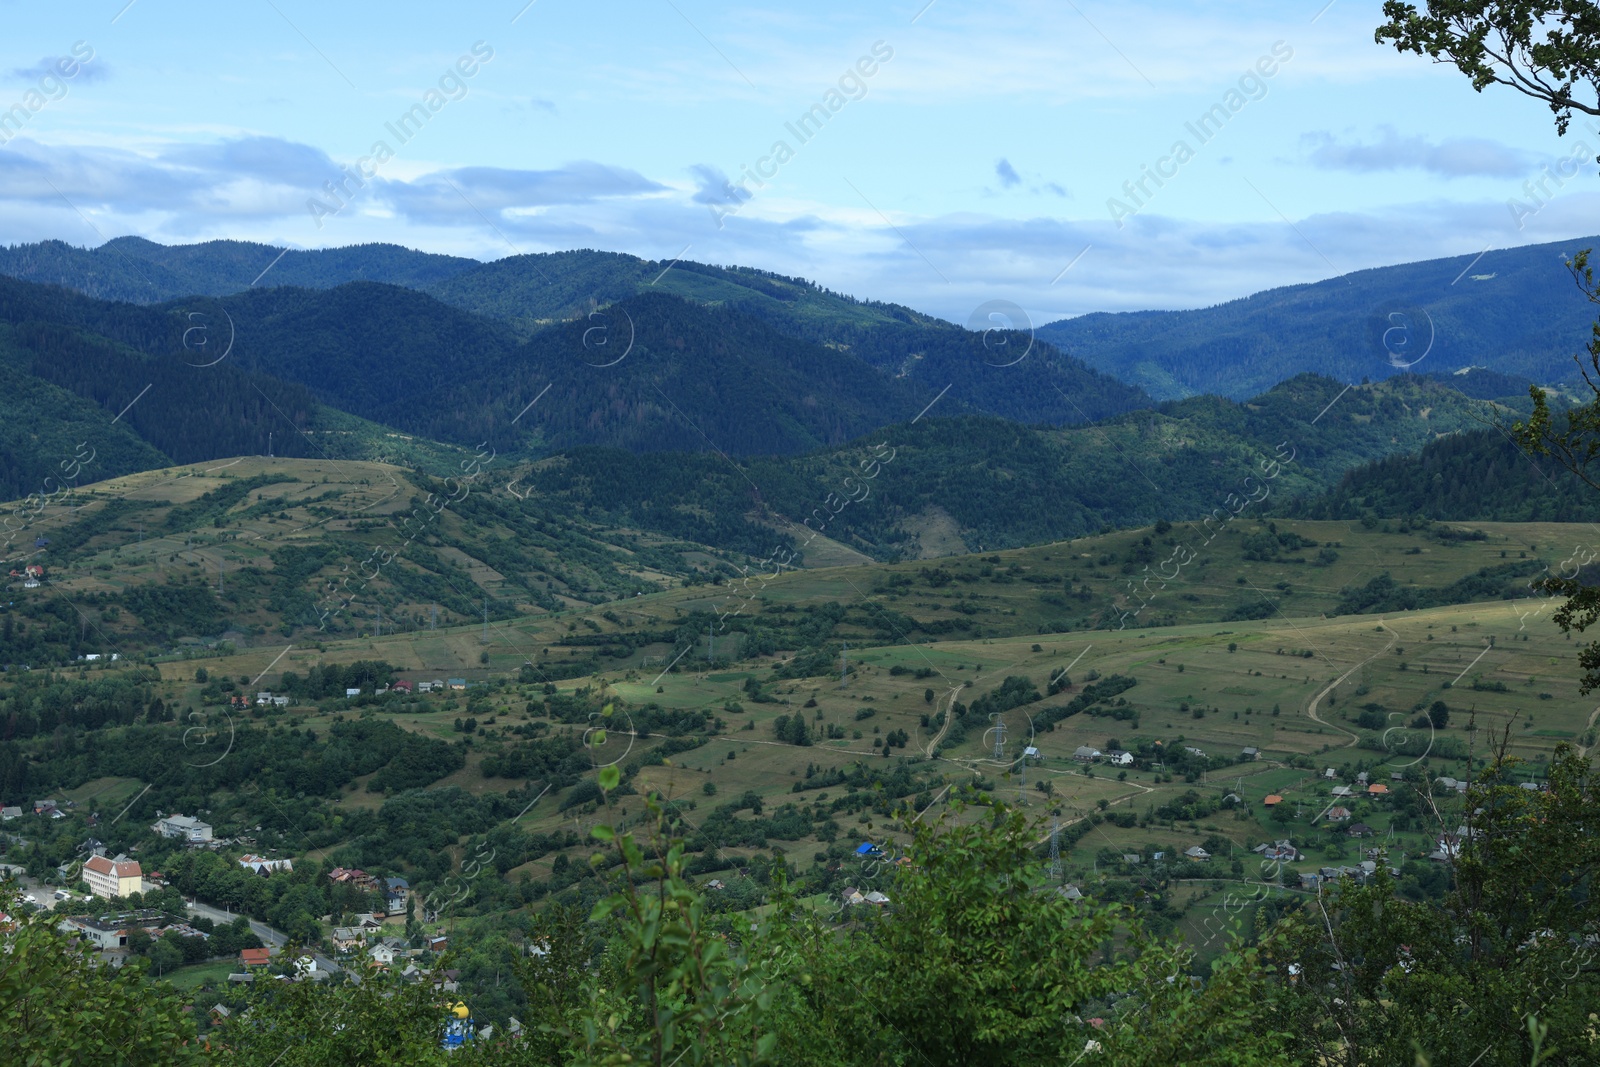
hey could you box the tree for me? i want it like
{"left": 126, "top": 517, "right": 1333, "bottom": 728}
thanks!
{"left": 1429, "top": 699, "right": 1450, "bottom": 729}
{"left": 1377, "top": 1, "right": 1600, "bottom": 133}
{"left": 147, "top": 939, "right": 183, "bottom": 977}
{"left": 0, "top": 888, "right": 197, "bottom": 1065}
{"left": 762, "top": 793, "right": 1287, "bottom": 1066}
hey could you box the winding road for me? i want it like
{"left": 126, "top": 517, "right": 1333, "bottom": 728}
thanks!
{"left": 1304, "top": 620, "right": 1396, "bottom": 747}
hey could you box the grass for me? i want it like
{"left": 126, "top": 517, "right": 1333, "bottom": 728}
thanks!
{"left": 160, "top": 958, "right": 237, "bottom": 993}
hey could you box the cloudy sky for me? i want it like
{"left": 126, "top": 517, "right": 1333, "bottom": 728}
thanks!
{"left": 1, "top": 0, "right": 1595, "bottom": 326}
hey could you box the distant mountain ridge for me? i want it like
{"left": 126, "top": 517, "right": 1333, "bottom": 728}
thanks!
{"left": 1038, "top": 235, "right": 1600, "bottom": 400}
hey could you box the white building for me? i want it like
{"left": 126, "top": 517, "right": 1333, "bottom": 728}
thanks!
{"left": 152, "top": 814, "right": 214, "bottom": 842}
{"left": 83, "top": 855, "right": 143, "bottom": 900}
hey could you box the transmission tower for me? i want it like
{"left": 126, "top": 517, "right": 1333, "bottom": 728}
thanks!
{"left": 1048, "top": 818, "right": 1062, "bottom": 883}
{"left": 991, "top": 714, "right": 1006, "bottom": 761}
{"left": 838, "top": 642, "right": 848, "bottom": 688}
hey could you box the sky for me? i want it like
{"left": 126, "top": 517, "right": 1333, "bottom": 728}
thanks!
{"left": 0, "top": 0, "right": 1596, "bottom": 328}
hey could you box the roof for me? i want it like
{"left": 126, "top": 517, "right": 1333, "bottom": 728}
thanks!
{"left": 240, "top": 947, "right": 271, "bottom": 965}
{"left": 1263, "top": 795, "right": 1283, "bottom": 805}
{"left": 855, "top": 842, "right": 876, "bottom": 855}
{"left": 1368, "top": 783, "right": 1390, "bottom": 794}
{"left": 84, "top": 855, "right": 141, "bottom": 878}
{"left": 385, "top": 877, "right": 409, "bottom": 890}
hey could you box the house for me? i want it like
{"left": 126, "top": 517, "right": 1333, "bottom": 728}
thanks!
{"left": 272, "top": 696, "right": 289, "bottom": 707}
{"left": 1105, "top": 751, "right": 1134, "bottom": 766}
{"left": 332, "top": 927, "right": 369, "bottom": 951}
{"left": 392, "top": 680, "right": 414, "bottom": 694}
{"left": 428, "top": 935, "right": 449, "bottom": 953}
{"left": 1390, "top": 772, "right": 1406, "bottom": 782}
{"left": 1255, "top": 840, "right": 1299, "bottom": 862}
{"left": 1299, "top": 872, "right": 1322, "bottom": 890}
{"left": 0, "top": 806, "right": 21, "bottom": 821}
{"left": 1355, "top": 772, "right": 1369, "bottom": 785}
{"left": 447, "top": 678, "right": 467, "bottom": 691}
{"left": 1263, "top": 795, "right": 1283, "bottom": 807}
{"left": 854, "top": 842, "right": 882, "bottom": 857}
{"left": 240, "top": 947, "right": 272, "bottom": 968}
{"left": 210, "top": 1004, "right": 231, "bottom": 1024}
{"left": 353, "top": 912, "right": 385, "bottom": 931}
{"left": 238, "top": 855, "right": 293, "bottom": 876}
{"left": 344, "top": 688, "right": 361, "bottom": 698}
{"left": 1436, "top": 776, "right": 1468, "bottom": 794}
{"left": 1330, "top": 785, "right": 1354, "bottom": 798}
{"left": 1240, "top": 747, "right": 1259, "bottom": 760}
{"left": 1121, "top": 854, "right": 1142, "bottom": 865}
{"left": 1346, "top": 823, "right": 1375, "bottom": 839}
{"left": 1325, "top": 807, "right": 1352, "bottom": 822}
{"left": 840, "top": 887, "right": 864, "bottom": 907}
{"left": 862, "top": 891, "right": 891, "bottom": 907}
{"left": 48, "top": 808, "right": 65, "bottom": 820}
{"left": 152, "top": 814, "right": 214, "bottom": 842}
{"left": 384, "top": 877, "right": 410, "bottom": 913}
{"left": 1324, "top": 767, "right": 1337, "bottom": 779}
{"left": 417, "top": 681, "right": 435, "bottom": 693}
{"left": 1073, "top": 746, "right": 1101, "bottom": 762}
{"left": 255, "top": 692, "right": 273, "bottom": 705}
{"left": 1183, "top": 746, "right": 1205, "bottom": 758}
{"left": 32, "top": 799, "right": 58, "bottom": 815}
{"left": 705, "top": 879, "right": 726, "bottom": 891}
{"left": 83, "top": 855, "right": 142, "bottom": 899}
{"left": 1183, "top": 846, "right": 1210, "bottom": 862}
{"left": 327, "top": 867, "right": 380, "bottom": 892}
{"left": 1059, "top": 884, "right": 1084, "bottom": 901}
{"left": 371, "top": 943, "right": 399, "bottom": 966}
{"left": 293, "top": 955, "right": 317, "bottom": 976}
{"left": 1367, "top": 783, "right": 1390, "bottom": 796}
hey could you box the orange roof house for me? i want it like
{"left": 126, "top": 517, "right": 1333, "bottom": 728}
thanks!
{"left": 1263, "top": 795, "right": 1283, "bottom": 807}
{"left": 1368, "top": 783, "right": 1390, "bottom": 795}
{"left": 239, "top": 948, "right": 271, "bottom": 967}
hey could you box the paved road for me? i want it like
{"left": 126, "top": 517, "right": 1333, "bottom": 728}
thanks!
{"left": 184, "top": 898, "right": 340, "bottom": 973}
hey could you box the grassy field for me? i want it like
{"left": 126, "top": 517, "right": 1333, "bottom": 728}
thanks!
{"left": 160, "top": 959, "right": 237, "bottom": 993}
{"left": 163, "top": 585, "right": 1591, "bottom": 900}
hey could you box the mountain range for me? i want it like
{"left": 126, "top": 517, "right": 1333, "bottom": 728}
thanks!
{"left": 0, "top": 233, "right": 1595, "bottom": 558}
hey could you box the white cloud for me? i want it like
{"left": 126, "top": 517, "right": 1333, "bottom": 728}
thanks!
{"left": 1302, "top": 127, "right": 1530, "bottom": 178}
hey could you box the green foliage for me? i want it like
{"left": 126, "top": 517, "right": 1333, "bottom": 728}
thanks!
{"left": 1269, "top": 742, "right": 1600, "bottom": 1064}
{"left": 0, "top": 887, "right": 198, "bottom": 1065}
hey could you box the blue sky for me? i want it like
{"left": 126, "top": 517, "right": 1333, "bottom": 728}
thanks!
{"left": 0, "top": 0, "right": 1595, "bottom": 326}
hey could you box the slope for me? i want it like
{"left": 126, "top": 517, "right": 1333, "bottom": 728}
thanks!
{"left": 1038, "top": 235, "right": 1600, "bottom": 400}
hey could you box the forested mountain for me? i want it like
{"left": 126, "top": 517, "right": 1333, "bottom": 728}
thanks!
{"left": 11, "top": 235, "right": 1599, "bottom": 413}
{"left": 207, "top": 285, "right": 947, "bottom": 455}
{"left": 1295, "top": 424, "right": 1600, "bottom": 523}
{"left": 523, "top": 373, "right": 1512, "bottom": 558}
{"left": 0, "top": 237, "right": 476, "bottom": 303}
{"left": 1038, "top": 234, "right": 1600, "bottom": 400}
